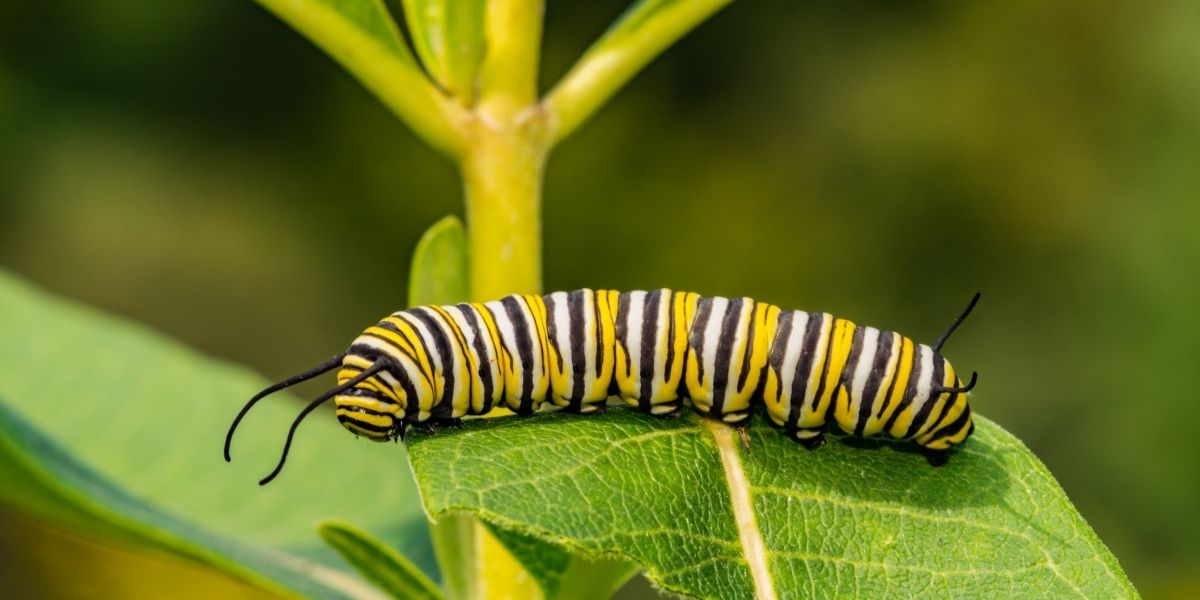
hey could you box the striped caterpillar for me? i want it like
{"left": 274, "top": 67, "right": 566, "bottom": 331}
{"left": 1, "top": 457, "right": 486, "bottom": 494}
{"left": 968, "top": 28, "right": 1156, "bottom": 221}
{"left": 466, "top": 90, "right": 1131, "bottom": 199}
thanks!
{"left": 226, "top": 290, "right": 979, "bottom": 484}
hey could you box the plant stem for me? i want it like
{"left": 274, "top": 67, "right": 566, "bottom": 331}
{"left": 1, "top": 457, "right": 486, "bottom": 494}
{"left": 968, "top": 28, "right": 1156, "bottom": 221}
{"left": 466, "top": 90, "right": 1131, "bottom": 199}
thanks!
{"left": 461, "top": 112, "right": 549, "bottom": 299}
{"left": 543, "top": 0, "right": 735, "bottom": 147}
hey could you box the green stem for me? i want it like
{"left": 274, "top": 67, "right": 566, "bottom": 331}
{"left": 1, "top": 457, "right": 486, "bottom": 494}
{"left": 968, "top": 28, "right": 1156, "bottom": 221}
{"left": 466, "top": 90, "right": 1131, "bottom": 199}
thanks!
{"left": 461, "top": 113, "right": 549, "bottom": 299}
{"left": 543, "top": 0, "right": 735, "bottom": 147}
{"left": 478, "top": 0, "right": 545, "bottom": 122}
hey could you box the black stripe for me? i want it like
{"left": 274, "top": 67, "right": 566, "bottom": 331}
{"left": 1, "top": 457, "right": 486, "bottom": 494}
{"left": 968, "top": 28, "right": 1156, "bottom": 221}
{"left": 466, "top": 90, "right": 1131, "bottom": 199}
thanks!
{"left": 736, "top": 300, "right": 757, "bottom": 392}
{"left": 404, "top": 310, "right": 458, "bottom": 419}
{"left": 767, "top": 311, "right": 793, "bottom": 378}
{"left": 435, "top": 307, "right": 478, "bottom": 417}
{"left": 351, "top": 343, "right": 422, "bottom": 420}
{"left": 457, "top": 304, "right": 496, "bottom": 414}
{"left": 876, "top": 337, "right": 908, "bottom": 420}
{"left": 501, "top": 296, "right": 537, "bottom": 414}
{"left": 544, "top": 294, "right": 565, "bottom": 380}
{"left": 787, "top": 312, "right": 823, "bottom": 431}
{"left": 616, "top": 292, "right": 632, "bottom": 383}
{"left": 808, "top": 316, "right": 841, "bottom": 421}
{"left": 593, "top": 290, "right": 606, "bottom": 379}
{"left": 482, "top": 303, "right": 515, "bottom": 407}
{"left": 690, "top": 296, "right": 714, "bottom": 384}
{"left": 368, "top": 323, "right": 423, "bottom": 365}
{"left": 884, "top": 344, "right": 925, "bottom": 432}
{"left": 904, "top": 352, "right": 946, "bottom": 439}
{"left": 568, "top": 290, "right": 587, "bottom": 407}
{"left": 839, "top": 325, "right": 867, "bottom": 394}
{"left": 710, "top": 297, "right": 743, "bottom": 415}
{"left": 638, "top": 291, "right": 662, "bottom": 410}
{"left": 339, "top": 386, "right": 397, "bottom": 406}
{"left": 924, "top": 359, "right": 960, "bottom": 436}
{"left": 927, "top": 405, "right": 972, "bottom": 444}
{"left": 337, "top": 412, "right": 391, "bottom": 434}
{"left": 855, "top": 330, "right": 894, "bottom": 436}
{"left": 352, "top": 337, "right": 430, "bottom": 390}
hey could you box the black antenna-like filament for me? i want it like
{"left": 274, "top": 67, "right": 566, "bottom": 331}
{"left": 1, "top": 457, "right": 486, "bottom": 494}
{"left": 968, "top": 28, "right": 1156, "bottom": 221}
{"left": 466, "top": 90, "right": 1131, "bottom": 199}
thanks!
{"left": 933, "top": 371, "right": 978, "bottom": 395}
{"left": 932, "top": 292, "right": 982, "bottom": 353}
{"left": 258, "top": 360, "right": 387, "bottom": 486}
{"left": 224, "top": 353, "right": 345, "bottom": 462}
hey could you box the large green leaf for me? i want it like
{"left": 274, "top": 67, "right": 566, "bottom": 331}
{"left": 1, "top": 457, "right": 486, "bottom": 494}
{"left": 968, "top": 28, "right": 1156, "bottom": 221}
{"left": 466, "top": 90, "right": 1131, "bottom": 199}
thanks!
{"left": 407, "top": 408, "right": 1136, "bottom": 598}
{"left": 0, "top": 268, "right": 434, "bottom": 597}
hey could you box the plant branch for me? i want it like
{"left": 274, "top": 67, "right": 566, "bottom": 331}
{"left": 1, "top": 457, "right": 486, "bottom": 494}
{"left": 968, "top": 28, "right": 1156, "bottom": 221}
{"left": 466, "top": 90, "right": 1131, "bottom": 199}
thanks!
{"left": 255, "top": 0, "right": 466, "bottom": 155}
{"left": 478, "top": 0, "right": 546, "bottom": 121}
{"left": 542, "top": 0, "right": 735, "bottom": 147}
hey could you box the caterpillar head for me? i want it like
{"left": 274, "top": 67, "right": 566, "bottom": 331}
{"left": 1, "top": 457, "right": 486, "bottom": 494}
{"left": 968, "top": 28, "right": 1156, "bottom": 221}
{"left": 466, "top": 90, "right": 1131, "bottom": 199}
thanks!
{"left": 332, "top": 350, "right": 407, "bottom": 443}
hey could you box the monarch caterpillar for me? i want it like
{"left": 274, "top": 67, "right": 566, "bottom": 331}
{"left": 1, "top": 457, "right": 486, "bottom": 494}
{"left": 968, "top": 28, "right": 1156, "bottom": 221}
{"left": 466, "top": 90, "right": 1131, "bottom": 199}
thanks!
{"left": 226, "top": 290, "right": 980, "bottom": 484}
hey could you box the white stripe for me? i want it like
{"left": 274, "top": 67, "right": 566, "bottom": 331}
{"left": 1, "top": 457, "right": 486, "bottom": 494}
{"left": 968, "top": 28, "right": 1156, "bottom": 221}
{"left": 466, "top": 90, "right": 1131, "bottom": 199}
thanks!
{"left": 581, "top": 290, "right": 598, "bottom": 399}
{"left": 702, "top": 297, "right": 728, "bottom": 390}
{"left": 909, "top": 344, "right": 936, "bottom": 425}
{"left": 549, "top": 292, "right": 573, "bottom": 400}
{"left": 650, "top": 289, "right": 670, "bottom": 400}
{"left": 625, "top": 291, "right": 646, "bottom": 389}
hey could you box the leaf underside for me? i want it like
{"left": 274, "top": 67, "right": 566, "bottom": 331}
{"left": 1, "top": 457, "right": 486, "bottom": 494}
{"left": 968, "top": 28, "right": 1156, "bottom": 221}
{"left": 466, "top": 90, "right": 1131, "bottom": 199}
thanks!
{"left": 408, "top": 407, "right": 1135, "bottom": 599}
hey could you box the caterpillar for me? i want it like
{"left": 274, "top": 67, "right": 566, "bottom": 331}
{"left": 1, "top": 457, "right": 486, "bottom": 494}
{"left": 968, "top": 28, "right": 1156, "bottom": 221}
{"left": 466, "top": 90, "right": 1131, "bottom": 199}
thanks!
{"left": 225, "top": 290, "right": 979, "bottom": 484}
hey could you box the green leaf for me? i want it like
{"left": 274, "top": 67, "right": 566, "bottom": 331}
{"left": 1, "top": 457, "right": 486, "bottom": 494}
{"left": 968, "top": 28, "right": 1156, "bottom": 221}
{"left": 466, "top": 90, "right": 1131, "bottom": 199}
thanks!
{"left": 407, "top": 408, "right": 1136, "bottom": 598}
{"left": 319, "top": 520, "right": 446, "bottom": 600}
{"left": 0, "top": 269, "right": 435, "bottom": 598}
{"left": 0, "top": 401, "right": 372, "bottom": 599}
{"left": 400, "top": 0, "right": 486, "bottom": 102}
{"left": 253, "top": 0, "right": 461, "bottom": 153}
{"left": 408, "top": 215, "right": 470, "bottom": 307}
{"left": 486, "top": 524, "right": 637, "bottom": 599}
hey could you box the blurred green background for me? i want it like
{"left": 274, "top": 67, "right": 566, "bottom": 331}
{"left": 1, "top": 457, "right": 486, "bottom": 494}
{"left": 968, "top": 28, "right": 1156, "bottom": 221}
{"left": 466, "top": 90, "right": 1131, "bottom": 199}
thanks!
{"left": 1, "top": 0, "right": 1197, "bottom": 597}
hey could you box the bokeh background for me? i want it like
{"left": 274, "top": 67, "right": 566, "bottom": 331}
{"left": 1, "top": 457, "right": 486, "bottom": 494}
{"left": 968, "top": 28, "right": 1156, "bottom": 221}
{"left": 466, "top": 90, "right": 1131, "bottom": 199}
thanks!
{"left": 2, "top": 0, "right": 1197, "bottom": 597}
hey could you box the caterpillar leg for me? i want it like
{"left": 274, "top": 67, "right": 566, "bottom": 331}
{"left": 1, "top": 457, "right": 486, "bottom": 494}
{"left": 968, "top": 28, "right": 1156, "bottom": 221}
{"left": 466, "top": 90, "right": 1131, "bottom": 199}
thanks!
{"left": 923, "top": 448, "right": 949, "bottom": 467}
{"left": 648, "top": 400, "right": 683, "bottom": 418}
{"left": 791, "top": 428, "right": 826, "bottom": 450}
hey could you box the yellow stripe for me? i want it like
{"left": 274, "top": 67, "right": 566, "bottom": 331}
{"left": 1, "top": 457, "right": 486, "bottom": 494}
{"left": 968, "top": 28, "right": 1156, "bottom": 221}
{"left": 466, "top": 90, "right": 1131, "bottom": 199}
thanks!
{"left": 381, "top": 317, "right": 435, "bottom": 385}
{"left": 524, "top": 294, "right": 551, "bottom": 401}
{"left": 472, "top": 302, "right": 507, "bottom": 407}
{"left": 336, "top": 366, "right": 401, "bottom": 402}
{"left": 335, "top": 396, "right": 401, "bottom": 415}
{"left": 874, "top": 336, "right": 914, "bottom": 431}
{"left": 916, "top": 363, "right": 961, "bottom": 443}
{"left": 813, "top": 318, "right": 856, "bottom": 422}
{"left": 335, "top": 408, "right": 393, "bottom": 428}
{"left": 592, "top": 290, "right": 617, "bottom": 400}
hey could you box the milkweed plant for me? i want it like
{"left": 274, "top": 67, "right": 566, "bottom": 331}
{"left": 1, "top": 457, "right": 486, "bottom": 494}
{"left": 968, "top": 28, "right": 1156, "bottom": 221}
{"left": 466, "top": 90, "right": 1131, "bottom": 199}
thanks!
{"left": 0, "top": 0, "right": 1136, "bottom": 598}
